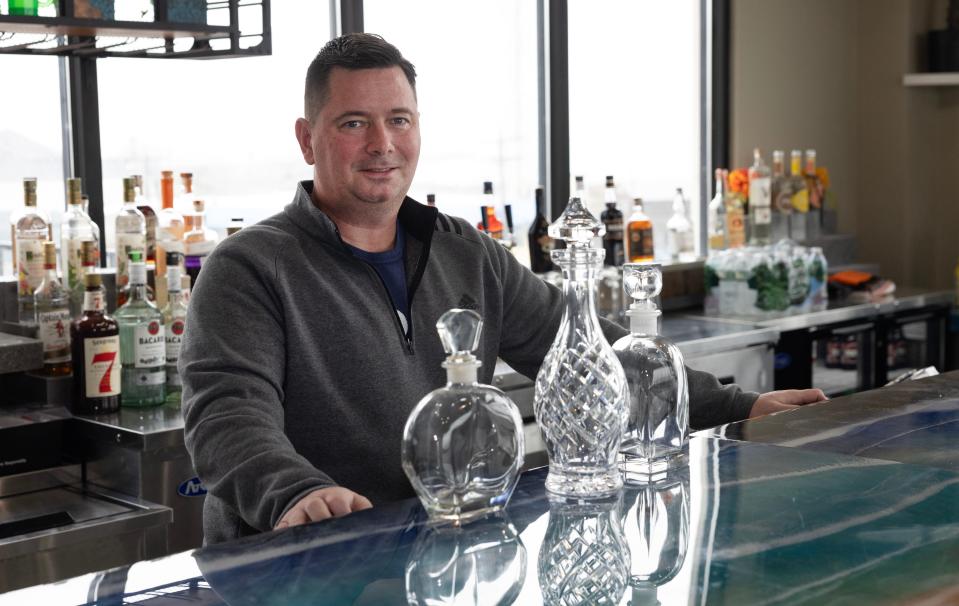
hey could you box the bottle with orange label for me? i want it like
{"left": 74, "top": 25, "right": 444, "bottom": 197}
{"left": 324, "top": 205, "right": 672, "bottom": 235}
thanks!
{"left": 71, "top": 255, "right": 121, "bottom": 415}
{"left": 116, "top": 251, "right": 166, "bottom": 407}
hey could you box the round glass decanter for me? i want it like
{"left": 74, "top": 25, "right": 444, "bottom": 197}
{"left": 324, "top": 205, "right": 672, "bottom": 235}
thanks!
{"left": 402, "top": 309, "right": 525, "bottom": 523}
{"left": 538, "top": 494, "right": 630, "bottom": 605}
{"left": 405, "top": 512, "right": 527, "bottom": 606}
{"left": 612, "top": 263, "right": 689, "bottom": 481}
{"left": 533, "top": 196, "right": 629, "bottom": 498}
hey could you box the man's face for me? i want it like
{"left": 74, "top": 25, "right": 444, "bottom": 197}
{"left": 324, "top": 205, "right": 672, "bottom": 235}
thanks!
{"left": 298, "top": 66, "right": 420, "bottom": 212}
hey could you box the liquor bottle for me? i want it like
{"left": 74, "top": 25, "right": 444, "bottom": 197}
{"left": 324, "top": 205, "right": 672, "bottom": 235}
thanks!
{"left": 770, "top": 150, "right": 791, "bottom": 243}
{"left": 477, "top": 206, "right": 489, "bottom": 233}
{"left": 14, "top": 178, "right": 51, "bottom": 324}
{"left": 426, "top": 193, "right": 436, "bottom": 207}
{"left": 156, "top": 171, "right": 185, "bottom": 301}
{"left": 666, "top": 188, "right": 694, "bottom": 261}
{"left": 533, "top": 196, "right": 628, "bottom": 498}
{"left": 502, "top": 204, "right": 515, "bottom": 249}
{"left": 115, "top": 177, "right": 147, "bottom": 296}
{"left": 804, "top": 149, "right": 823, "bottom": 238}
{"left": 70, "top": 267, "right": 121, "bottom": 415}
{"left": 600, "top": 175, "right": 625, "bottom": 267}
{"left": 226, "top": 217, "right": 245, "bottom": 236}
{"left": 707, "top": 169, "right": 727, "bottom": 254}
{"left": 116, "top": 252, "right": 165, "bottom": 407}
{"left": 177, "top": 172, "right": 199, "bottom": 215}
{"left": 71, "top": 241, "right": 98, "bottom": 320}
{"left": 807, "top": 246, "right": 828, "bottom": 311}
{"left": 626, "top": 198, "right": 655, "bottom": 262}
{"left": 788, "top": 150, "right": 810, "bottom": 242}
{"left": 574, "top": 175, "right": 586, "bottom": 202}
{"left": 134, "top": 174, "right": 157, "bottom": 265}
{"left": 184, "top": 200, "right": 219, "bottom": 254}
{"left": 34, "top": 241, "right": 72, "bottom": 376}
{"left": 528, "top": 186, "right": 556, "bottom": 273}
{"left": 117, "top": 264, "right": 156, "bottom": 308}
{"left": 612, "top": 263, "right": 689, "bottom": 478}
{"left": 748, "top": 148, "right": 772, "bottom": 245}
{"left": 162, "top": 252, "right": 188, "bottom": 403}
{"left": 180, "top": 273, "right": 192, "bottom": 305}
{"left": 481, "top": 182, "right": 504, "bottom": 240}
{"left": 61, "top": 177, "right": 101, "bottom": 308}
{"left": 402, "top": 309, "right": 524, "bottom": 521}
{"left": 724, "top": 175, "right": 747, "bottom": 249}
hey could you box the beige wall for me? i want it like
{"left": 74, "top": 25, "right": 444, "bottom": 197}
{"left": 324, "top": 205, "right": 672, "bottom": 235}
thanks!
{"left": 732, "top": 0, "right": 959, "bottom": 290}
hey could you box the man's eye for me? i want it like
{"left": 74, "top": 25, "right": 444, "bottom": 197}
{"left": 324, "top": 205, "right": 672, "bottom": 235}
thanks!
{"left": 391, "top": 117, "right": 411, "bottom": 126}
{"left": 342, "top": 120, "right": 363, "bottom": 129}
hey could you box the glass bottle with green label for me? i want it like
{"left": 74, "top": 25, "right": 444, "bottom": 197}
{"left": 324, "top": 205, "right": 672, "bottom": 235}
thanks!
{"left": 116, "top": 252, "right": 165, "bottom": 407}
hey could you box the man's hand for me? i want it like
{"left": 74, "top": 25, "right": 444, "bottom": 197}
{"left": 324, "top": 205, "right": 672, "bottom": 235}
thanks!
{"left": 275, "top": 487, "right": 373, "bottom": 530}
{"left": 749, "top": 388, "right": 828, "bottom": 419}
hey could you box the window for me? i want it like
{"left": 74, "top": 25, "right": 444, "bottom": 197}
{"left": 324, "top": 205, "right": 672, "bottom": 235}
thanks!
{"left": 567, "top": 1, "right": 704, "bottom": 257}
{"left": 94, "top": 2, "right": 331, "bottom": 249}
{"left": 365, "top": 0, "right": 541, "bottom": 260}
{"left": 0, "top": 56, "right": 65, "bottom": 274}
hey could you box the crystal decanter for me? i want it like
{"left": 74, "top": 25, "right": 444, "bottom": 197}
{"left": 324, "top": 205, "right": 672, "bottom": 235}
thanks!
{"left": 534, "top": 196, "right": 628, "bottom": 498}
{"left": 405, "top": 512, "right": 527, "bottom": 606}
{"left": 621, "top": 467, "right": 690, "bottom": 602}
{"left": 402, "top": 309, "right": 525, "bottom": 523}
{"left": 538, "top": 494, "right": 630, "bottom": 605}
{"left": 613, "top": 263, "right": 689, "bottom": 480}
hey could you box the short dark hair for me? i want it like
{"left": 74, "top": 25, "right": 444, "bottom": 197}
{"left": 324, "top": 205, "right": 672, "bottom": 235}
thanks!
{"left": 304, "top": 33, "right": 417, "bottom": 121}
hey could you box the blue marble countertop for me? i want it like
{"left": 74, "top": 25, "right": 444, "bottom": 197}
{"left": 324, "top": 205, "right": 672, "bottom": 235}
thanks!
{"left": 703, "top": 370, "right": 959, "bottom": 472}
{"left": 6, "top": 435, "right": 959, "bottom": 605}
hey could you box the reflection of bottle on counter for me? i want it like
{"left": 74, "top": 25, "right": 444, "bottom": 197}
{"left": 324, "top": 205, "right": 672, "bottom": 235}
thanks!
{"left": 840, "top": 334, "right": 859, "bottom": 370}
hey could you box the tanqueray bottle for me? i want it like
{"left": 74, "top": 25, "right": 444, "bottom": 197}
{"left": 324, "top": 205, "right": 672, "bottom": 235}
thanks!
{"left": 402, "top": 309, "right": 525, "bottom": 523}
{"left": 613, "top": 263, "right": 689, "bottom": 479}
{"left": 534, "top": 195, "right": 628, "bottom": 498}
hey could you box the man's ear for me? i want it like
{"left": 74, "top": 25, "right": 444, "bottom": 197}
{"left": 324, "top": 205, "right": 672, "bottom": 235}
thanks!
{"left": 294, "top": 118, "right": 315, "bottom": 165}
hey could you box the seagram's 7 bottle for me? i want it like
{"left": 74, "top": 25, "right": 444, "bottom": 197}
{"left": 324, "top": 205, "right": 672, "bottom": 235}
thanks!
{"left": 71, "top": 255, "right": 120, "bottom": 415}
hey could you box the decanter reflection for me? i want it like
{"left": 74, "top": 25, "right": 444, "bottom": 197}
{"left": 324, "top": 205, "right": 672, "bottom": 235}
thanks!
{"left": 402, "top": 309, "right": 525, "bottom": 522}
{"left": 538, "top": 494, "right": 630, "bottom": 605}
{"left": 534, "top": 196, "right": 629, "bottom": 498}
{"left": 405, "top": 512, "right": 527, "bottom": 606}
{"left": 621, "top": 468, "right": 690, "bottom": 604}
{"left": 613, "top": 263, "right": 689, "bottom": 479}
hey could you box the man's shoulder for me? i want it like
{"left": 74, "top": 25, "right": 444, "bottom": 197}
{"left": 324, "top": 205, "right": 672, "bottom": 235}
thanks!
{"left": 430, "top": 212, "right": 484, "bottom": 245}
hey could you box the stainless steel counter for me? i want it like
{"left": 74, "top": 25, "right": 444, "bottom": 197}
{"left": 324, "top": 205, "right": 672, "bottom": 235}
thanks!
{"left": 72, "top": 401, "right": 186, "bottom": 450}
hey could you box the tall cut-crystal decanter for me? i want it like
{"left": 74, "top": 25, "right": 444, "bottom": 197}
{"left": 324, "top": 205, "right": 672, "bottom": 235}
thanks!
{"left": 402, "top": 309, "right": 525, "bottom": 523}
{"left": 613, "top": 264, "right": 689, "bottom": 480}
{"left": 534, "top": 196, "right": 628, "bottom": 498}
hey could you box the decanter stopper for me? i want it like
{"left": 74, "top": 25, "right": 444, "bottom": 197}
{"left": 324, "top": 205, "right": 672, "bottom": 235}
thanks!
{"left": 548, "top": 196, "right": 606, "bottom": 247}
{"left": 624, "top": 263, "right": 662, "bottom": 336}
{"left": 437, "top": 308, "right": 482, "bottom": 362}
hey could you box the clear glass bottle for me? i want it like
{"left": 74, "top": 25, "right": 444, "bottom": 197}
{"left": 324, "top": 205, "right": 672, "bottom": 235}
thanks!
{"left": 71, "top": 268, "right": 120, "bottom": 415}
{"left": 115, "top": 177, "right": 147, "bottom": 296}
{"left": 627, "top": 198, "right": 655, "bottom": 263}
{"left": 184, "top": 199, "right": 219, "bottom": 256}
{"left": 61, "top": 177, "right": 101, "bottom": 314}
{"left": 807, "top": 246, "right": 829, "bottom": 311}
{"left": 34, "top": 241, "right": 72, "bottom": 376}
{"left": 14, "top": 177, "right": 51, "bottom": 324}
{"left": 116, "top": 252, "right": 166, "bottom": 407}
{"left": 534, "top": 196, "right": 628, "bottom": 498}
{"left": 405, "top": 512, "right": 527, "bottom": 606}
{"left": 225, "top": 217, "right": 245, "bottom": 237}
{"left": 402, "top": 309, "right": 525, "bottom": 522}
{"left": 788, "top": 150, "right": 810, "bottom": 243}
{"left": 771, "top": 150, "right": 792, "bottom": 244}
{"left": 621, "top": 469, "right": 690, "bottom": 600}
{"left": 601, "top": 175, "right": 625, "bottom": 267}
{"left": 538, "top": 495, "right": 630, "bottom": 605}
{"left": 157, "top": 171, "right": 185, "bottom": 307}
{"left": 707, "top": 169, "right": 728, "bottom": 255}
{"left": 134, "top": 174, "right": 157, "bottom": 265}
{"left": 613, "top": 264, "right": 689, "bottom": 478}
{"left": 666, "top": 188, "right": 694, "bottom": 261}
{"left": 162, "top": 252, "right": 188, "bottom": 404}
{"left": 748, "top": 148, "right": 772, "bottom": 246}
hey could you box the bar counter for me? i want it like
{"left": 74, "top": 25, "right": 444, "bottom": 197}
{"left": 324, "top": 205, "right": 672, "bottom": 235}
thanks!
{"left": 5, "top": 373, "right": 959, "bottom": 605}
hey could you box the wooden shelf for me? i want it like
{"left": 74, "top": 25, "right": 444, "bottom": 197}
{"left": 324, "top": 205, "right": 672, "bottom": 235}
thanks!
{"left": 902, "top": 72, "right": 959, "bottom": 87}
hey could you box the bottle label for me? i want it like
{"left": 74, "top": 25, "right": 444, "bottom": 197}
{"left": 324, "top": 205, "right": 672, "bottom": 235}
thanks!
{"left": 725, "top": 208, "right": 746, "bottom": 248}
{"left": 134, "top": 321, "right": 166, "bottom": 368}
{"left": 84, "top": 336, "right": 121, "bottom": 396}
{"left": 38, "top": 309, "right": 71, "bottom": 363}
{"left": 116, "top": 234, "right": 146, "bottom": 288}
{"left": 628, "top": 226, "right": 654, "bottom": 260}
{"left": 166, "top": 317, "right": 185, "bottom": 360}
{"left": 750, "top": 177, "right": 772, "bottom": 211}
{"left": 791, "top": 188, "right": 810, "bottom": 213}
{"left": 17, "top": 238, "right": 44, "bottom": 296}
{"left": 133, "top": 369, "right": 166, "bottom": 386}
{"left": 83, "top": 290, "right": 105, "bottom": 312}
{"left": 753, "top": 207, "right": 772, "bottom": 225}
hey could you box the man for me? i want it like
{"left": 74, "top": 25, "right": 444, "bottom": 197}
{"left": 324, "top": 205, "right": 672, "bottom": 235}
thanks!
{"left": 181, "top": 33, "right": 826, "bottom": 544}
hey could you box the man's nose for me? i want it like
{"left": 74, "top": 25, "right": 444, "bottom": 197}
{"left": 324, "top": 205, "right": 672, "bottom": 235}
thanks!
{"left": 366, "top": 121, "right": 394, "bottom": 155}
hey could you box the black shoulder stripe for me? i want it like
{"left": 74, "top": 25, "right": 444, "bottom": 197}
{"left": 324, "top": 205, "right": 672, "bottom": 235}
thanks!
{"left": 437, "top": 214, "right": 451, "bottom": 232}
{"left": 451, "top": 216, "right": 463, "bottom": 235}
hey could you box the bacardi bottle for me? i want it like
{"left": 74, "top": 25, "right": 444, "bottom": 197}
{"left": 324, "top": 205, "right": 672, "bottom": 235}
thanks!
{"left": 61, "top": 177, "right": 101, "bottom": 313}
{"left": 748, "top": 148, "right": 772, "bottom": 246}
{"left": 162, "top": 252, "right": 188, "bottom": 403}
{"left": 600, "top": 175, "right": 625, "bottom": 267}
{"left": 116, "top": 252, "right": 166, "bottom": 407}
{"left": 34, "top": 242, "right": 72, "bottom": 376}
{"left": 14, "top": 178, "right": 51, "bottom": 324}
{"left": 115, "top": 177, "right": 147, "bottom": 297}
{"left": 71, "top": 269, "right": 121, "bottom": 415}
